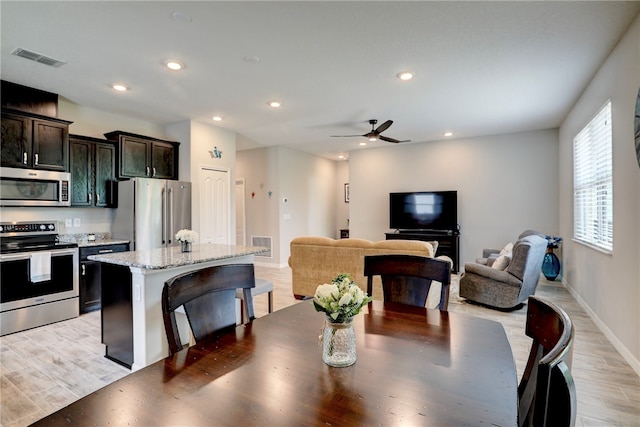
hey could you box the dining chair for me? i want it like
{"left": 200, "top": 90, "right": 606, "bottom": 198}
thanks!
{"left": 363, "top": 254, "right": 451, "bottom": 310}
{"left": 518, "top": 295, "right": 576, "bottom": 427}
{"left": 236, "top": 277, "right": 273, "bottom": 324}
{"left": 162, "top": 263, "right": 256, "bottom": 355}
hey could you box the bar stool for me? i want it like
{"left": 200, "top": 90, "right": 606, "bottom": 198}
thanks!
{"left": 236, "top": 278, "right": 274, "bottom": 323}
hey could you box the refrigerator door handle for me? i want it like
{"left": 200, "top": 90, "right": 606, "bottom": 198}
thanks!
{"left": 161, "top": 187, "right": 167, "bottom": 245}
{"left": 168, "top": 187, "right": 173, "bottom": 244}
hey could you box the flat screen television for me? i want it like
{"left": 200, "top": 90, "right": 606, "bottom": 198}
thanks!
{"left": 389, "top": 191, "right": 457, "bottom": 231}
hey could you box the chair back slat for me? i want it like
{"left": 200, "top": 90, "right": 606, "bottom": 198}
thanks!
{"left": 364, "top": 255, "right": 451, "bottom": 310}
{"left": 518, "top": 296, "right": 576, "bottom": 427}
{"left": 162, "top": 264, "right": 256, "bottom": 355}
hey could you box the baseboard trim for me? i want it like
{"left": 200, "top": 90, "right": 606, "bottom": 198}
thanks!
{"left": 254, "top": 260, "right": 289, "bottom": 269}
{"left": 563, "top": 278, "right": 640, "bottom": 377}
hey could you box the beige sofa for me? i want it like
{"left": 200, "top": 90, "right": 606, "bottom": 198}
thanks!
{"left": 288, "top": 236, "right": 438, "bottom": 301}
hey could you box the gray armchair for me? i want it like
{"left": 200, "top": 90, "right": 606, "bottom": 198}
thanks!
{"left": 459, "top": 231, "right": 547, "bottom": 309}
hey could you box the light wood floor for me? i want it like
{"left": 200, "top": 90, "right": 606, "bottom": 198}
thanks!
{"left": 1, "top": 266, "right": 638, "bottom": 426}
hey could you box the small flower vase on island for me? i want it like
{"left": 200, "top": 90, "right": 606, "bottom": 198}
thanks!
{"left": 175, "top": 229, "right": 198, "bottom": 253}
{"left": 313, "top": 273, "right": 372, "bottom": 367}
{"left": 542, "top": 235, "right": 562, "bottom": 281}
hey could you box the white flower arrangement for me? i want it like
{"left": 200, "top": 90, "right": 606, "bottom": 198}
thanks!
{"left": 175, "top": 229, "right": 198, "bottom": 243}
{"left": 313, "top": 273, "right": 372, "bottom": 323}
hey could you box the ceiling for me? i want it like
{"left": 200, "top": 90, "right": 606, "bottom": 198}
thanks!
{"left": 2, "top": 1, "right": 639, "bottom": 160}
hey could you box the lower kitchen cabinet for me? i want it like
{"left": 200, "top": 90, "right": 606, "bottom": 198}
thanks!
{"left": 79, "top": 243, "right": 129, "bottom": 313}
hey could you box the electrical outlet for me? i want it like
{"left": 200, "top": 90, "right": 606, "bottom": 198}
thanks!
{"left": 73, "top": 218, "right": 81, "bottom": 227}
{"left": 65, "top": 218, "right": 72, "bottom": 228}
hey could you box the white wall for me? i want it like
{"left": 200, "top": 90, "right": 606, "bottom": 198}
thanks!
{"left": 335, "top": 161, "right": 350, "bottom": 231}
{"left": 237, "top": 146, "right": 337, "bottom": 266}
{"left": 278, "top": 146, "right": 337, "bottom": 261}
{"left": 166, "top": 120, "right": 237, "bottom": 242}
{"left": 349, "top": 129, "right": 559, "bottom": 265}
{"left": 236, "top": 147, "right": 281, "bottom": 264}
{"left": 558, "top": 15, "right": 640, "bottom": 373}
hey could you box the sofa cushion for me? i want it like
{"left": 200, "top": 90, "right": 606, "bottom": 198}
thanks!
{"left": 499, "top": 242, "right": 513, "bottom": 255}
{"left": 491, "top": 254, "right": 511, "bottom": 270}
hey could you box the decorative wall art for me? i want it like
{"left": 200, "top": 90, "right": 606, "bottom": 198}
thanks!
{"left": 344, "top": 183, "right": 350, "bottom": 203}
{"left": 209, "top": 146, "right": 223, "bottom": 159}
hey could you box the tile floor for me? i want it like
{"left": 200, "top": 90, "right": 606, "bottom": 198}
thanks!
{"left": 1, "top": 266, "right": 639, "bottom": 426}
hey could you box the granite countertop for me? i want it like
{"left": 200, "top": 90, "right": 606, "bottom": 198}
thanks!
{"left": 77, "top": 239, "right": 130, "bottom": 248}
{"left": 87, "top": 244, "right": 268, "bottom": 270}
{"left": 58, "top": 233, "right": 129, "bottom": 247}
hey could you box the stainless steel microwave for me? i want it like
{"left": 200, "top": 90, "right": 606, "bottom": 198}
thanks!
{"left": 0, "top": 167, "right": 71, "bottom": 207}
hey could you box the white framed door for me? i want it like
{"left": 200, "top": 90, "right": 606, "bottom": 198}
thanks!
{"left": 199, "top": 167, "right": 230, "bottom": 244}
{"left": 235, "top": 178, "right": 246, "bottom": 246}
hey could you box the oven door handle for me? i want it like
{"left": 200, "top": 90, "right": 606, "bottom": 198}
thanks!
{"left": 0, "top": 248, "right": 77, "bottom": 262}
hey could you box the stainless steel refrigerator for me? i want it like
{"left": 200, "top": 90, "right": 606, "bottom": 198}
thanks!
{"left": 113, "top": 178, "right": 192, "bottom": 250}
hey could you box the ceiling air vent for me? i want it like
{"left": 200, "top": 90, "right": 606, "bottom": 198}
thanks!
{"left": 11, "top": 48, "right": 66, "bottom": 68}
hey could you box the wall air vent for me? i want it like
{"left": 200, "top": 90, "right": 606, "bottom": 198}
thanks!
{"left": 251, "top": 236, "right": 272, "bottom": 258}
{"left": 11, "top": 48, "right": 66, "bottom": 68}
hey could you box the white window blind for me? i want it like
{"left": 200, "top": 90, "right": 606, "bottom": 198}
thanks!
{"left": 573, "top": 100, "right": 613, "bottom": 252}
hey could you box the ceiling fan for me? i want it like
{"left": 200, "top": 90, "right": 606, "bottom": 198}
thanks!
{"left": 331, "top": 119, "right": 410, "bottom": 143}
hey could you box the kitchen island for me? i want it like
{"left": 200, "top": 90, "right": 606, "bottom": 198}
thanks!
{"left": 89, "top": 243, "right": 268, "bottom": 370}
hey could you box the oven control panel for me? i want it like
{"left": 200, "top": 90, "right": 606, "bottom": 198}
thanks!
{"left": 0, "top": 222, "right": 57, "bottom": 235}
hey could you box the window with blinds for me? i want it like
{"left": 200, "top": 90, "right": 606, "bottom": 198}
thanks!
{"left": 573, "top": 100, "right": 613, "bottom": 252}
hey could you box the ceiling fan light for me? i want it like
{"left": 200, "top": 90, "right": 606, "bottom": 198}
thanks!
{"left": 369, "top": 137, "right": 377, "bottom": 142}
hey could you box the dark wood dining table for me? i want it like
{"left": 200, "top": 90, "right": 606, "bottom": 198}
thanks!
{"left": 31, "top": 301, "right": 517, "bottom": 426}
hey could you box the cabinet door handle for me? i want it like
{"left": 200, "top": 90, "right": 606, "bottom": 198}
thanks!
{"left": 146, "top": 166, "right": 150, "bottom": 176}
{"left": 152, "top": 167, "right": 156, "bottom": 177}
{"left": 34, "top": 153, "right": 39, "bottom": 166}
{"left": 88, "top": 193, "right": 92, "bottom": 202}
{"left": 82, "top": 264, "right": 86, "bottom": 276}
{"left": 23, "top": 152, "right": 27, "bottom": 164}
{"left": 96, "top": 193, "right": 100, "bottom": 203}
{"left": 98, "top": 249, "right": 113, "bottom": 254}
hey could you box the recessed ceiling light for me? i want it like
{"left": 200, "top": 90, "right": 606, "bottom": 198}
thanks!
{"left": 212, "top": 116, "right": 222, "bottom": 122}
{"left": 244, "top": 55, "right": 261, "bottom": 64}
{"left": 338, "top": 155, "right": 345, "bottom": 159}
{"left": 443, "top": 131, "right": 453, "bottom": 137}
{"left": 268, "top": 101, "right": 281, "bottom": 108}
{"left": 172, "top": 12, "right": 192, "bottom": 23}
{"left": 112, "top": 84, "right": 128, "bottom": 92}
{"left": 397, "top": 71, "right": 414, "bottom": 81}
{"left": 359, "top": 142, "right": 367, "bottom": 146}
{"left": 165, "top": 60, "right": 184, "bottom": 71}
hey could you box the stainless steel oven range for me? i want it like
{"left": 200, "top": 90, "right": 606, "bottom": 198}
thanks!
{"left": 0, "top": 221, "right": 79, "bottom": 336}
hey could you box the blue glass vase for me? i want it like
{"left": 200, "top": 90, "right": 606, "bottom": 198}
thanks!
{"left": 542, "top": 248, "right": 561, "bottom": 281}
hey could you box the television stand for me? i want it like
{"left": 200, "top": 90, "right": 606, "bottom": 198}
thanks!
{"left": 385, "top": 230, "right": 460, "bottom": 273}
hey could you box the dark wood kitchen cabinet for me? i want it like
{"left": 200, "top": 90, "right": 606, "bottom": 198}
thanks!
{"left": 69, "top": 135, "right": 116, "bottom": 207}
{"left": 79, "top": 243, "right": 129, "bottom": 313}
{"left": 103, "top": 130, "right": 179, "bottom": 180}
{"left": 1, "top": 108, "right": 71, "bottom": 171}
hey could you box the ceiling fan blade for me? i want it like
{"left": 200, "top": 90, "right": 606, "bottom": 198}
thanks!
{"left": 330, "top": 134, "right": 366, "bottom": 138}
{"left": 379, "top": 135, "right": 411, "bottom": 143}
{"left": 374, "top": 120, "right": 393, "bottom": 134}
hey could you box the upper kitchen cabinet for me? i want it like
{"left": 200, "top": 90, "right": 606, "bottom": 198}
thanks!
{"left": 69, "top": 135, "right": 116, "bottom": 207}
{"left": 1, "top": 109, "right": 71, "bottom": 171}
{"left": 104, "top": 131, "right": 179, "bottom": 180}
